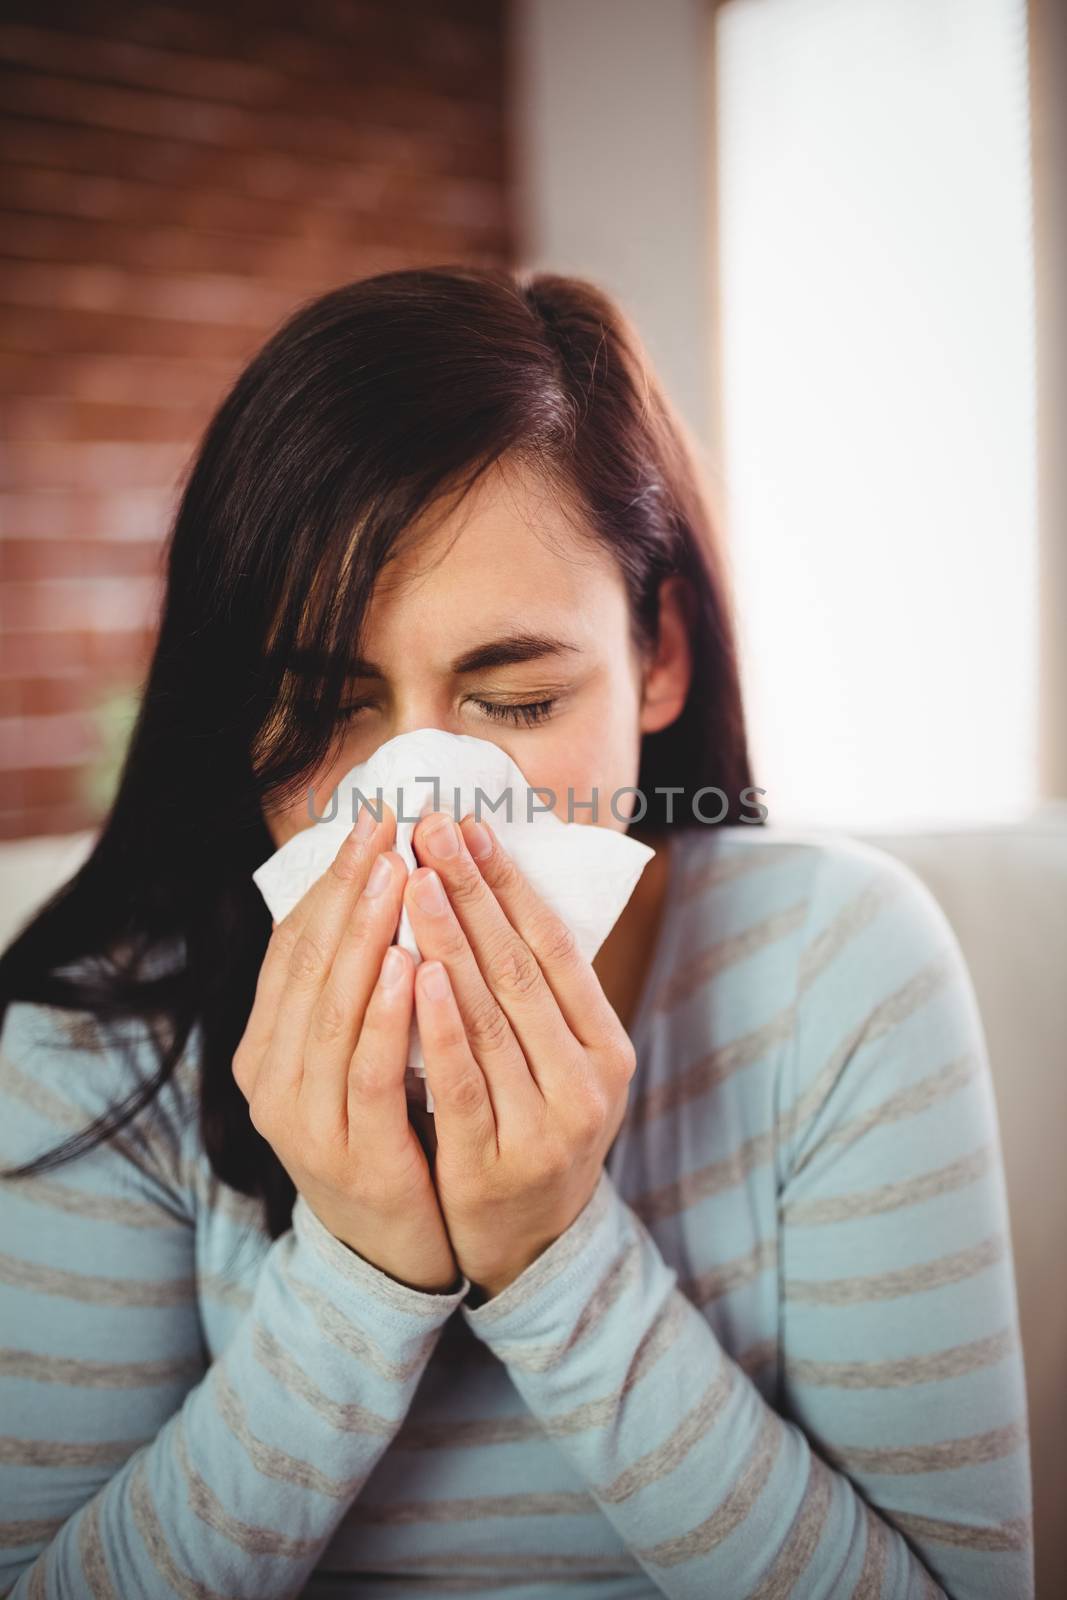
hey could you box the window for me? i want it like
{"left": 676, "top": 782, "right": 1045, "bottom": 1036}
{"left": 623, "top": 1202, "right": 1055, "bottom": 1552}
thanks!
{"left": 714, "top": 0, "right": 1037, "bottom": 827}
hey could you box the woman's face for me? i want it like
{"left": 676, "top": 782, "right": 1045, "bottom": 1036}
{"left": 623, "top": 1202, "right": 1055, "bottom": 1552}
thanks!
{"left": 263, "top": 456, "right": 692, "bottom": 849}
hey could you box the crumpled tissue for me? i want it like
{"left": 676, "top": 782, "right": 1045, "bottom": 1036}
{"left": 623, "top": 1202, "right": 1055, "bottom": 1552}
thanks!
{"left": 252, "top": 727, "right": 655, "bottom": 1111}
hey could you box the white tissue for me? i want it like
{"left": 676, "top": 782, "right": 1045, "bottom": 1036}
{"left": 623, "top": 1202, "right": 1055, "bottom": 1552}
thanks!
{"left": 251, "top": 727, "right": 655, "bottom": 1112}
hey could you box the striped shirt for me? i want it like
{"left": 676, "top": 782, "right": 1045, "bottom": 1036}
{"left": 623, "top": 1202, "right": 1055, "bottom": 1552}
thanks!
{"left": 0, "top": 825, "right": 1034, "bottom": 1598}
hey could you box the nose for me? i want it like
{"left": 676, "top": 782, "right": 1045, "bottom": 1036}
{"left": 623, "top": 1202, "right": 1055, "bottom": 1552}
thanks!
{"left": 371, "top": 711, "right": 482, "bottom": 810}
{"left": 387, "top": 713, "right": 467, "bottom": 742}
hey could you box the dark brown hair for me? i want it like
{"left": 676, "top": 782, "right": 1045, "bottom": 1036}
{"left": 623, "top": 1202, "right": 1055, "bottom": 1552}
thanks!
{"left": 0, "top": 263, "right": 759, "bottom": 1238}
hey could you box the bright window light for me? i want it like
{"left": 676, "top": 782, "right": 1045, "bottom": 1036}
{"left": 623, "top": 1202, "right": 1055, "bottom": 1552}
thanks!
{"left": 714, "top": 0, "right": 1038, "bottom": 828}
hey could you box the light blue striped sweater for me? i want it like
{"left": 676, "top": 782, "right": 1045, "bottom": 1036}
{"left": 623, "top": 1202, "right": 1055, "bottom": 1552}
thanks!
{"left": 0, "top": 826, "right": 1034, "bottom": 1598}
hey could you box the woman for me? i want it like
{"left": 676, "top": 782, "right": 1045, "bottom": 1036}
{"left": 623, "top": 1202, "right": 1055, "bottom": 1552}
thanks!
{"left": 0, "top": 266, "right": 1032, "bottom": 1599}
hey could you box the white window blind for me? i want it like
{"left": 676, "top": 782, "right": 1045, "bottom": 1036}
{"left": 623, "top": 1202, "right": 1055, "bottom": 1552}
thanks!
{"left": 714, "top": 0, "right": 1038, "bottom": 828}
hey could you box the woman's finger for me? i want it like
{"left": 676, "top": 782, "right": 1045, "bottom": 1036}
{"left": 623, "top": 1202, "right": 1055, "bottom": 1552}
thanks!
{"left": 411, "top": 811, "right": 580, "bottom": 1096}
{"left": 296, "top": 848, "right": 408, "bottom": 1138}
{"left": 346, "top": 943, "right": 418, "bottom": 1153}
{"left": 239, "top": 822, "right": 369, "bottom": 1095}
{"left": 246, "top": 809, "right": 392, "bottom": 1060}
{"left": 254, "top": 805, "right": 396, "bottom": 1103}
{"left": 414, "top": 959, "right": 497, "bottom": 1160}
{"left": 402, "top": 859, "right": 537, "bottom": 1126}
{"left": 457, "top": 814, "right": 627, "bottom": 1054}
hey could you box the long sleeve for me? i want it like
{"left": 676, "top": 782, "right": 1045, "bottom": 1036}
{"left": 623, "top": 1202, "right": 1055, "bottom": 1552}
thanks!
{"left": 0, "top": 999, "right": 469, "bottom": 1599}
{"left": 461, "top": 841, "right": 1034, "bottom": 1598}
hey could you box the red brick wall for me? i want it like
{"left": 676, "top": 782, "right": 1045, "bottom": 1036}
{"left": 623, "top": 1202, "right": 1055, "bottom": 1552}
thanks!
{"left": 0, "top": 0, "right": 514, "bottom": 839}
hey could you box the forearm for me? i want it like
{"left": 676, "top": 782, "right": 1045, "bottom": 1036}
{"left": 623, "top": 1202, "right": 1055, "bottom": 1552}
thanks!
{"left": 463, "top": 1172, "right": 1018, "bottom": 1599}
{"left": 4, "top": 1193, "right": 468, "bottom": 1599}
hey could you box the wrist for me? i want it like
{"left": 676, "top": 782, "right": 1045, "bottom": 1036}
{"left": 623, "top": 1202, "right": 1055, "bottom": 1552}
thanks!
{"left": 461, "top": 1171, "right": 620, "bottom": 1333}
{"left": 463, "top": 1239, "right": 556, "bottom": 1305}
{"left": 336, "top": 1237, "right": 461, "bottom": 1295}
{"left": 463, "top": 1269, "right": 510, "bottom": 1305}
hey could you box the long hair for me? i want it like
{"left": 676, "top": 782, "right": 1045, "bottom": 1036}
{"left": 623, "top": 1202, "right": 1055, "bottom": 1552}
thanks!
{"left": 0, "top": 263, "right": 759, "bottom": 1238}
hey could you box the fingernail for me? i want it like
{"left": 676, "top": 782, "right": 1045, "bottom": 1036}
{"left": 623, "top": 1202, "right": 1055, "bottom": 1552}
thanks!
{"left": 412, "top": 868, "right": 447, "bottom": 915}
{"left": 365, "top": 854, "right": 392, "bottom": 897}
{"left": 425, "top": 816, "right": 459, "bottom": 859}
{"left": 381, "top": 946, "right": 405, "bottom": 986}
{"left": 465, "top": 819, "right": 492, "bottom": 860}
{"left": 353, "top": 804, "right": 378, "bottom": 841}
{"left": 420, "top": 960, "right": 449, "bottom": 999}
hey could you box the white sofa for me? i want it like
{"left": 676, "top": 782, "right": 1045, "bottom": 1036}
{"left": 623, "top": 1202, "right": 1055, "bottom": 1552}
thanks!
{"left": 2, "top": 810, "right": 1064, "bottom": 1593}
{"left": 859, "top": 808, "right": 1067, "bottom": 1599}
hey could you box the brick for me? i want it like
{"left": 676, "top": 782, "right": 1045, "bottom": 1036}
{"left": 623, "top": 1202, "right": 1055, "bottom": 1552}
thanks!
{"left": 0, "top": 129, "right": 410, "bottom": 229}
{"left": 0, "top": 713, "right": 99, "bottom": 771}
{"left": 0, "top": 488, "right": 177, "bottom": 540}
{"left": 3, "top": 396, "right": 204, "bottom": 444}
{"left": 0, "top": 260, "right": 297, "bottom": 329}
{"left": 0, "top": 626, "right": 153, "bottom": 686}
{"left": 18, "top": 676, "right": 90, "bottom": 717}
{"left": 81, "top": 627, "right": 155, "bottom": 675}
{"left": 0, "top": 211, "right": 421, "bottom": 290}
{"left": 1, "top": 440, "right": 192, "bottom": 490}
{"left": 0, "top": 578, "right": 161, "bottom": 633}
{"left": 0, "top": 765, "right": 81, "bottom": 810}
{"left": 0, "top": 353, "right": 235, "bottom": 408}
{"left": 0, "top": 63, "right": 503, "bottom": 175}
{"left": 0, "top": 305, "right": 269, "bottom": 361}
{"left": 0, "top": 19, "right": 284, "bottom": 105}
{"left": 0, "top": 800, "right": 98, "bottom": 840}
{"left": 0, "top": 540, "right": 164, "bottom": 581}
{"left": 0, "top": 630, "right": 88, "bottom": 676}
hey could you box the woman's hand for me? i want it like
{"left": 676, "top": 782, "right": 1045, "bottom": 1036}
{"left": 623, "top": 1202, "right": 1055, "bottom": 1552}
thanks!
{"left": 402, "top": 810, "right": 637, "bottom": 1300}
{"left": 233, "top": 802, "right": 460, "bottom": 1294}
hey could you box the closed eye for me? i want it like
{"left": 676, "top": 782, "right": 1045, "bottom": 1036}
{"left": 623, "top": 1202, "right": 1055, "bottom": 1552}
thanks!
{"left": 335, "top": 697, "right": 557, "bottom": 728}
{"left": 471, "top": 698, "right": 555, "bottom": 728}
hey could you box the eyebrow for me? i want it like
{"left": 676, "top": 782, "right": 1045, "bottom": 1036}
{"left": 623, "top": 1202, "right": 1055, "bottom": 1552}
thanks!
{"left": 285, "top": 632, "right": 581, "bottom": 681}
